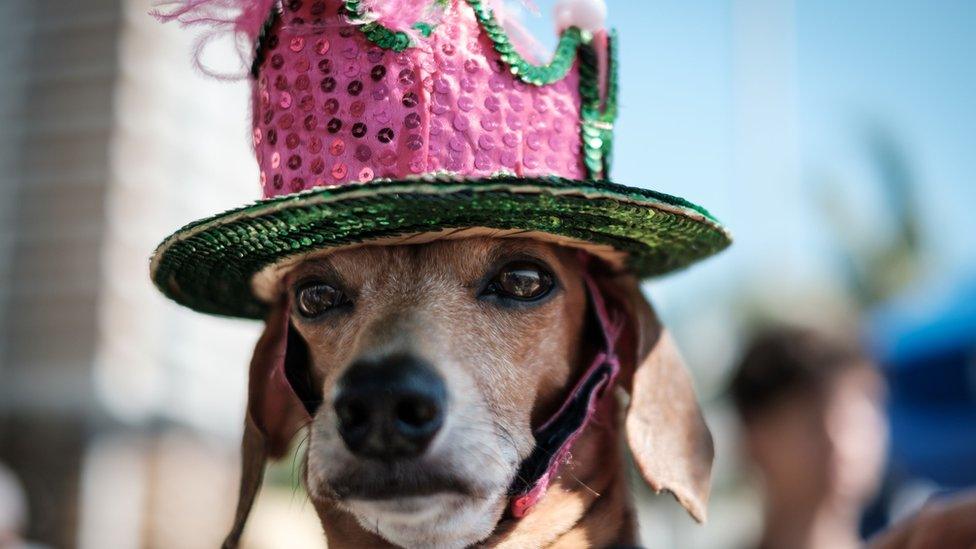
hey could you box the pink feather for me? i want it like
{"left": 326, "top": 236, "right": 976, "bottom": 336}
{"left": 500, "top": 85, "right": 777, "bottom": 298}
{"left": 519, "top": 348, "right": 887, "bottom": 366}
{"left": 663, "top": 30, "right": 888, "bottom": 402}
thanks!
{"left": 352, "top": 0, "right": 447, "bottom": 41}
{"left": 151, "top": 0, "right": 278, "bottom": 78}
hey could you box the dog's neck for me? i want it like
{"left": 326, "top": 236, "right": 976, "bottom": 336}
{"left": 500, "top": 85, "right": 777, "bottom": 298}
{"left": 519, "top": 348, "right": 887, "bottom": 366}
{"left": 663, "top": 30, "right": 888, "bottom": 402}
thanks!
{"left": 312, "top": 396, "right": 638, "bottom": 548}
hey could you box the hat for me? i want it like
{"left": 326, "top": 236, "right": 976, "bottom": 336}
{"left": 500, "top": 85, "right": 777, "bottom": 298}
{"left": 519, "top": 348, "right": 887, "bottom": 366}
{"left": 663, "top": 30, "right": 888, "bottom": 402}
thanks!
{"left": 150, "top": 0, "right": 731, "bottom": 318}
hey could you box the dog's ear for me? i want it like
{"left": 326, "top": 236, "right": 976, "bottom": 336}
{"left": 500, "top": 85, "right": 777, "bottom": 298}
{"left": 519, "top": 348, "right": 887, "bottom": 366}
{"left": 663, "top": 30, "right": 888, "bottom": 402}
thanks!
{"left": 592, "top": 269, "right": 714, "bottom": 523}
{"left": 224, "top": 298, "right": 312, "bottom": 548}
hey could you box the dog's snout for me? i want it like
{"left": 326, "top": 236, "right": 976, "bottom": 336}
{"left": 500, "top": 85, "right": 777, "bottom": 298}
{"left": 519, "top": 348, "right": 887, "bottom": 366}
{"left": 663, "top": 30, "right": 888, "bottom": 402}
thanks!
{"left": 334, "top": 354, "right": 446, "bottom": 461}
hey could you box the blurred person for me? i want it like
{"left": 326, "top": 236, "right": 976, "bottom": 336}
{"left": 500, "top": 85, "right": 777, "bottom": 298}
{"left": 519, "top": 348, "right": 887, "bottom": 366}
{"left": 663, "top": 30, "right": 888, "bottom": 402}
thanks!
{"left": 730, "top": 327, "right": 888, "bottom": 549}
{"left": 0, "top": 463, "right": 46, "bottom": 549}
{"left": 868, "top": 489, "right": 976, "bottom": 549}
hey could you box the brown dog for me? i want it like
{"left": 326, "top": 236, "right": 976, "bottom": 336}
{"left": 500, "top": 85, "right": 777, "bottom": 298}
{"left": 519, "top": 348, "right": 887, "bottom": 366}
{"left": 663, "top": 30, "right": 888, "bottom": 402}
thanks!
{"left": 227, "top": 237, "right": 713, "bottom": 548}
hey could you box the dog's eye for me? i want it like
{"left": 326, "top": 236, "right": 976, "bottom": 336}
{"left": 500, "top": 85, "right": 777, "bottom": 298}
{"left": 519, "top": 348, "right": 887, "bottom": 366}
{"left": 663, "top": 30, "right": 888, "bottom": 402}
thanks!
{"left": 484, "top": 261, "right": 554, "bottom": 301}
{"left": 295, "top": 281, "right": 348, "bottom": 318}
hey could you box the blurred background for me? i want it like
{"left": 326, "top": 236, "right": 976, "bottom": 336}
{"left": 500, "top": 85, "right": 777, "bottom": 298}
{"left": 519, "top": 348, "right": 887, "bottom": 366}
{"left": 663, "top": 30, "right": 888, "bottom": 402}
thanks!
{"left": 0, "top": 0, "right": 973, "bottom": 547}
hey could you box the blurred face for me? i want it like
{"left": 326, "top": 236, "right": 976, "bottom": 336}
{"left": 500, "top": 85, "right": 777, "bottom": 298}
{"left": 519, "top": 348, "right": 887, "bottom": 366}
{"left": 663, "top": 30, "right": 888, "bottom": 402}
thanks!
{"left": 287, "top": 238, "right": 588, "bottom": 548}
{"left": 747, "top": 365, "right": 888, "bottom": 510}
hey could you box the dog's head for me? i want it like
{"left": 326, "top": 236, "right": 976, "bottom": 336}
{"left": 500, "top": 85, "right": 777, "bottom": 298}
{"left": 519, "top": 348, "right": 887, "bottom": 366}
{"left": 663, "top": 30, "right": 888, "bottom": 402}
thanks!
{"left": 232, "top": 238, "right": 712, "bottom": 547}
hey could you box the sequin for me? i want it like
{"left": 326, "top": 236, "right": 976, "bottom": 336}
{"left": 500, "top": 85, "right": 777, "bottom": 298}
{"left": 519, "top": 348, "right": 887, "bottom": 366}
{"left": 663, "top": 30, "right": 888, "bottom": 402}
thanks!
{"left": 299, "top": 95, "right": 315, "bottom": 111}
{"left": 402, "top": 92, "right": 419, "bottom": 108}
{"left": 506, "top": 114, "right": 522, "bottom": 130}
{"left": 509, "top": 95, "right": 525, "bottom": 112}
{"left": 295, "top": 74, "right": 310, "bottom": 90}
{"left": 286, "top": 133, "right": 300, "bottom": 149}
{"left": 278, "top": 113, "right": 294, "bottom": 129}
{"left": 480, "top": 116, "right": 500, "bottom": 131}
{"left": 290, "top": 176, "right": 305, "bottom": 192}
{"left": 327, "top": 118, "right": 342, "bottom": 133}
{"left": 287, "top": 154, "right": 302, "bottom": 169}
{"left": 271, "top": 54, "right": 284, "bottom": 69}
{"left": 272, "top": 173, "right": 284, "bottom": 189}
{"left": 350, "top": 100, "right": 366, "bottom": 117}
{"left": 404, "top": 112, "right": 421, "bottom": 129}
{"left": 323, "top": 98, "right": 339, "bottom": 114}
{"left": 355, "top": 144, "right": 372, "bottom": 161}
{"left": 358, "top": 167, "right": 374, "bottom": 181}
{"left": 320, "top": 77, "right": 336, "bottom": 93}
{"left": 406, "top": 134, "right": 423, "bottom": 151}
{"left": 398, "top": 69, "right": 416, "bottom": 87}
{"left": 484, "top": 96, "right": 500, "bottom": 112}
{"left": 267, "top": 128, "right": 278, "bottom": 145}
{"left": 275, "top": 74, "right": 288, "bottom": 90}
{"left": 464, "top": 58, "right": 480, "bottom": 73}
{"left": 475, "top": 153, "right": 491, "bottom": 170}
{"left": 253, "top": 127, "right": 262, "bottom": 146}
{"left": 452, "top": 115, "right": 469, "bottom": 132}
{"left": 315, "top": 39, "right": 330, "bottom": 55}
{"left": 488, "top": 74, "right": 507, "bottom": 92}
{"left": 331, "top": 163, "right": 348, "bottom": 179}
{"left": 279, "top": 92, "right": 292, "bottom": 109}
{"left": 352, "top": 122, "right": 368, "bottom": 138}
{"left": 367, "top": 48, "right": 384, "bottom": 63}
{"left": 310, "top": 157, "right": 325, "bottom": 175}
{"left": 449, "top": 137, "right": 464, "bottom": 152}
{"left": 347, "top": 80, "right": 363, "bottom": 96}
{"left": 373, "top": 108, "right": 392, "bottom": 124}
{"left": 289, "top": 37, "right": 305, "bottom": 52}
{"left": 478, "top": 135, "right": 494, "bottom": 150}
{"left": 330, "top": 138, "right": 345, "bottom": 156}
{"left": 457, "top": 96, "right": 474, "bottom": 111}
{"left": 372, "top": 83, "right": 389, "bottom": 101}
{"left": 433, "top": 77, "right": 450, "bottom": 94}
{"left": 342, "top": 45, "right": 359, "bottom": 60}
{"left": 370, "top": 65, "right": 387, "bottom": 81}
{"left": 318, "top": 58, "right": 332, "bottom": 74}
{"left": 502, "top": 133, "right": 518, "bottom": 148}
{"left": 304, "top": 114, "right": 318, "bottom": 131}
{"left": 526, "top": 133, "right": 541, "bottom": 151}
{"left": 308, "top": 135, "right": 322, "bottom": 153}
{"left": 271, "top": 151, "right": 281, "bottom": 169}
{"left": 379, "top": 150, "right": 397, "bottom": 166}
{"left": 377, "top": 128, "right": 395, "bottom": 143}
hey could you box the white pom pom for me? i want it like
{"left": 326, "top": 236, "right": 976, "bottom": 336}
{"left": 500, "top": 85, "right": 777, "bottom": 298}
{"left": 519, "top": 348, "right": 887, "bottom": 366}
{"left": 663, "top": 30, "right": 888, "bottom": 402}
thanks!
{"left": 554, "top": 0, "right": 607, "bottom": 33}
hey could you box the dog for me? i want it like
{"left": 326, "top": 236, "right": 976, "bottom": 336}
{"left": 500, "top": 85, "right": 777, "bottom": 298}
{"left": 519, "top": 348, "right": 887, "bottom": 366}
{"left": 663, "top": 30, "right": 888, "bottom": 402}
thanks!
{"left": 226, "top": 236, "right": 713, "bottom": 548}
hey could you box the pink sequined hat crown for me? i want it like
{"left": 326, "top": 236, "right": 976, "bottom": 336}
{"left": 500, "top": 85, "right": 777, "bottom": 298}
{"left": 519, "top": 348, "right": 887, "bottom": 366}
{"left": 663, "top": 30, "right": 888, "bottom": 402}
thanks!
{"left": 150, "top": 0, "right": 730, "bottom": 318}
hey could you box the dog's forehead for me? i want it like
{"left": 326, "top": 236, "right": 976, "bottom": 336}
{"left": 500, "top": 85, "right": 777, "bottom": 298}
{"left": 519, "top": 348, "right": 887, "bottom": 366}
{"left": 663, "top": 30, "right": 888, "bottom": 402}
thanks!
{"left": 292, "top": 238, "right": 575, "bottom": 287}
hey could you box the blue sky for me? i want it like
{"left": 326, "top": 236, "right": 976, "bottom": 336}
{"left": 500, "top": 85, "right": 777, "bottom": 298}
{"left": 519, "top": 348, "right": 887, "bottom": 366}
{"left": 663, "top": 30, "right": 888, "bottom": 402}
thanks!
{"left": 519, "top": 1, "right": 976, "bottom": 313}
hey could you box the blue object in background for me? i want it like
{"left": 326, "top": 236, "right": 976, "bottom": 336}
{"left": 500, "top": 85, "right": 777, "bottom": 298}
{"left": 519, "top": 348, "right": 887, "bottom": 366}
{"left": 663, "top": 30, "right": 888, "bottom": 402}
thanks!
{"left": 869, "top": 276, "right": 976, "bottom": 488}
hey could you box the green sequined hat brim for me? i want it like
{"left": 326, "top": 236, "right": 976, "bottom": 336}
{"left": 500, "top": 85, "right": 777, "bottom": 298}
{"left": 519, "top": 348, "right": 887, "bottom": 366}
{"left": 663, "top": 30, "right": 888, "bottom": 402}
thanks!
{"left": 150, "top": 176, "right": 731, "bottom": 319}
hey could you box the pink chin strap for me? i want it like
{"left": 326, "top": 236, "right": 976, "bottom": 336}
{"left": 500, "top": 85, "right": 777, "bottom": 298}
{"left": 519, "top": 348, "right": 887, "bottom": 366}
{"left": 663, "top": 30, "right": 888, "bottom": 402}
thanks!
{"left": 507, "top": 258, "right": 623, "bottom": 518}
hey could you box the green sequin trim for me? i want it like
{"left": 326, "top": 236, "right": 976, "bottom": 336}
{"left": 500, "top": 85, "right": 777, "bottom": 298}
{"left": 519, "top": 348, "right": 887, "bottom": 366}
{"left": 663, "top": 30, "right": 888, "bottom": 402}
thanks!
{"left": 344, "top": 0, "right": 412, "bottom": 51}
{"left": 345, "top": 0, "right": 450, "bottom": 52}
{"left": 151, "top": 175, "right": 730, "bottom": 319}
{"left": 467, "top": 0, "right": 584, "bottom": 86}
{"left": 578, "top": 30, "right": 618, "bottom": 180}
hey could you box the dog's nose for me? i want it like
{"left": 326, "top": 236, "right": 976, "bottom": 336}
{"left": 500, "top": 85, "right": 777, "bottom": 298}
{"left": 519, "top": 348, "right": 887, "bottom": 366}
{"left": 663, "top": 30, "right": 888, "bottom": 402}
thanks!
{"left": 333, "top": 354, "right": 446, "bottom": 461}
